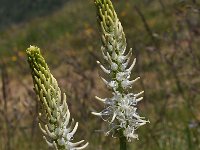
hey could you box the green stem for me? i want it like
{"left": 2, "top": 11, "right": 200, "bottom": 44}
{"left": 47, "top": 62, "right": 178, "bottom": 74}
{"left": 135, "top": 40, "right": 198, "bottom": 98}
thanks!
{"left": 119, "top": 129, "right": 127, "bottom": 150}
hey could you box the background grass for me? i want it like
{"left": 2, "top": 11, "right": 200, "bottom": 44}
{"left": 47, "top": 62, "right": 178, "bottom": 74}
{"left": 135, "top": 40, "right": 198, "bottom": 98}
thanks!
{"left": 0, "top": 0, "right": 200, "bottom": 149}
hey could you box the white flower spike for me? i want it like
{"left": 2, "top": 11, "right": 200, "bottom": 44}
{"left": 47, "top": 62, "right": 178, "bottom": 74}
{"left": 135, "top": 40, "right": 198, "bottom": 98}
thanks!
{"left": 93, "top": 0, "right": 149, "bottom": 141}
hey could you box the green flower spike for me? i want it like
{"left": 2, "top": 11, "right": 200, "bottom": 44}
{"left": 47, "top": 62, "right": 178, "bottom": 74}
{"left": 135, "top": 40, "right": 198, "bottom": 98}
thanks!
{"left": 26, "top": 46, "right": 88, "bottom": 150}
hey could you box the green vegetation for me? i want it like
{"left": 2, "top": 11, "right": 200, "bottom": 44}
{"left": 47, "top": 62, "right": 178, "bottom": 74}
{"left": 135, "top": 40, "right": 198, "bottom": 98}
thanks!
{"left": 0, "top": 0, "right": 200, "bottom": 149}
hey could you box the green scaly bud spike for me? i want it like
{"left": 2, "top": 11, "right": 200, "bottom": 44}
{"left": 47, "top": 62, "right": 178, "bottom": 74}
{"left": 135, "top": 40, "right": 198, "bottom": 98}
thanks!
{"left": 26, "top": 46, "right": 88, "bottom": 150}
{"left": 95, "top": 0, "right": 126, "bottom": 54}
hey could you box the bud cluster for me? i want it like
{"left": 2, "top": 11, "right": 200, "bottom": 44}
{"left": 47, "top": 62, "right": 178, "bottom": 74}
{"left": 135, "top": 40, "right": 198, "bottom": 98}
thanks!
{"left": 26, "top": 46, "right": 88, "bottom": 150}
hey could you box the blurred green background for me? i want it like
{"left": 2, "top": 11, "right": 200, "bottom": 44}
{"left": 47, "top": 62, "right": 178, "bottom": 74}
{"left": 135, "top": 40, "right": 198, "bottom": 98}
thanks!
{"left": 0, "top": 0, "right": 200, "bottom": 149}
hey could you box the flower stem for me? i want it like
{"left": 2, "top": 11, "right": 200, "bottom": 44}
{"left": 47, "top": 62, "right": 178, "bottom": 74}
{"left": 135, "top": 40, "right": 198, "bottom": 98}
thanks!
{"left": 119, "top": 129, "right": 127, "bottom": 150}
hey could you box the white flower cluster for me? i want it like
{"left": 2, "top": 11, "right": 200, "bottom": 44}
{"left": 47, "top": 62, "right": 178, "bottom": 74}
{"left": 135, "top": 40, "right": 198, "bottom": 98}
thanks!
{"left": 93, "top": 0, "right": 149, "bottom": 141}
{"left": 27, "top": 46, "right": 88, "bottom": 150}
